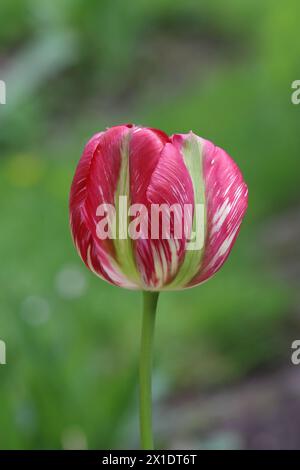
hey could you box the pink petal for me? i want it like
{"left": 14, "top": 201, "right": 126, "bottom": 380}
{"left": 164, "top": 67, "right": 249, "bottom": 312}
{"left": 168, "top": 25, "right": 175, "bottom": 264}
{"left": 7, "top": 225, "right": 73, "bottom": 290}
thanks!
{"left": 189, "top": 138, "right": 248, "bottom": 286}
{"left": 69, "top": 125, "right": 139, "bottom": 288}
{"left": 129, "top": 135, "right": 194, "bottom": 289}
{"left": 129, "top": 126, "right": 169, "bottom": 204}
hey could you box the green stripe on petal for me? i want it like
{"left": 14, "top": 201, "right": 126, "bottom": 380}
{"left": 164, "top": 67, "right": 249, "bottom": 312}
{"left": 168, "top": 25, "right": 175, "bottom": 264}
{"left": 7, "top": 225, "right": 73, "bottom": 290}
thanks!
{"left": 113, "top": 131, "right": 141, "bottom": 284}
{"left": 167, "top": 132, "right": 206, "bottom": 289}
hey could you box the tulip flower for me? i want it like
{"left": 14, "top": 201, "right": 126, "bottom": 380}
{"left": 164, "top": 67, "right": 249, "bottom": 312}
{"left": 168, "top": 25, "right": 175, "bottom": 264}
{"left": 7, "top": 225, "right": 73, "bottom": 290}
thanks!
{"left": 69, "top": 123, "right": 248, "bottom": 449}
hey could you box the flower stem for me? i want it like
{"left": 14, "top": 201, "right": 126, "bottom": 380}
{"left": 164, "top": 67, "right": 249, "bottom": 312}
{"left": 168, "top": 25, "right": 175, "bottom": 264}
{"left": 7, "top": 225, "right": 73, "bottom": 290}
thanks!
{"left": 139, "top": 291, "right": 159, "bottom": 450}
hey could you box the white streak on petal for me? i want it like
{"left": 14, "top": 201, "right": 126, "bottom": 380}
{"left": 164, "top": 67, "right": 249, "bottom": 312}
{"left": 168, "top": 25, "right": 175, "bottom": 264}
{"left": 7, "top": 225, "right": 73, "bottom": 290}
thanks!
{"left": 86, "top": 245, "right": 138, "bottom": 289}
{"left": 211, "top": 198, "right": 232, "bottom": 235}
{"left": 206, "top": 224, "right": 240, "bottom": 271}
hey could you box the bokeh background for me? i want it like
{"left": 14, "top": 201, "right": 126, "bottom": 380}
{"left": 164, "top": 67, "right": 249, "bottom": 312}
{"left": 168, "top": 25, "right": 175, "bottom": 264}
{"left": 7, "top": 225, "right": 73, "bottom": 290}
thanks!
{"left": 0, "top": 0, "right": 300, "bottom": 450}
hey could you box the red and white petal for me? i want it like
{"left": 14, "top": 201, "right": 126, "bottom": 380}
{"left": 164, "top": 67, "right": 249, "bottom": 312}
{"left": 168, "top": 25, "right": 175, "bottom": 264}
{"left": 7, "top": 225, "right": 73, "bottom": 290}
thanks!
{"left": 129, "top": 135, "right": 194, "bottom": 289}
{"left": 129, "top": 126, "right": 169, "bottom": 204}
{"left": 189, "top": 138, "right": 248, "bottom": 286}
{"left": 69, "top": 125, "right": 140, "bottom": 288}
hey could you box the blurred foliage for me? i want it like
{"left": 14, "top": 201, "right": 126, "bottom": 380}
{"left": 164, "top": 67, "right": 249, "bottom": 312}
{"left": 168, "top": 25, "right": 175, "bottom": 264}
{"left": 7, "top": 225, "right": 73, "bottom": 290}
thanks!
{"left": 0, "top": 0, "right": 299, "bottom": 449}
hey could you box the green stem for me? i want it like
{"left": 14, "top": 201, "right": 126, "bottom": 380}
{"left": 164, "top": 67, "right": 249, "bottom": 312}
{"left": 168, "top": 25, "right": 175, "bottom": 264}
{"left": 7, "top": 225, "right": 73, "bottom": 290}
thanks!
{"left": 139, "top": 291, "right": 159, "bottom": 450}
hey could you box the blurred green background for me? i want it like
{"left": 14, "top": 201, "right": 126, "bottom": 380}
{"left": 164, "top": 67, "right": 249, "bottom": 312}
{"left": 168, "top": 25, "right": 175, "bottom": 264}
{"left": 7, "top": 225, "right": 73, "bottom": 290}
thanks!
{"left": 0, "top": 0, "right": 300, "bottom": 450}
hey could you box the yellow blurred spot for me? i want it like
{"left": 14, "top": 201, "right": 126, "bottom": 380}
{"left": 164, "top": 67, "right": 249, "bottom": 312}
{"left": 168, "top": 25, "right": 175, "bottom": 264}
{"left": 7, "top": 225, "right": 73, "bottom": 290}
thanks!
{"left": 5, "top": 154, "right": 45, "bottom": 188}
{"left": 61, "top": 426, "right": 88, "bottom": 450}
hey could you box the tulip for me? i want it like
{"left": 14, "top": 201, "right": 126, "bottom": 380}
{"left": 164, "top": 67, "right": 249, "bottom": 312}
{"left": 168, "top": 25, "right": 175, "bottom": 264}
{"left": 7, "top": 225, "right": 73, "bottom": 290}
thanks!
{"left": 69, "top": 124, "right": 248, "bottom": 449}
{"left": 70, "top": 124, "right": 248, "bottom": 290}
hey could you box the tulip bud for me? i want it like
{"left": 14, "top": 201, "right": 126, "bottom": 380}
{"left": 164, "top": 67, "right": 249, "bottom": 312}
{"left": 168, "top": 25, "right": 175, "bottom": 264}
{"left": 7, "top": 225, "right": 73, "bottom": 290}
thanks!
{"left": 69, "top": 124, "right": 248, "bottom": 290}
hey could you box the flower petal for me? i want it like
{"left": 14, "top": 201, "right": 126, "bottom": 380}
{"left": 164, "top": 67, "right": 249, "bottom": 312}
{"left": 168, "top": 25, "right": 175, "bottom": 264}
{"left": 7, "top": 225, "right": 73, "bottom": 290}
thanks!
{"left": 130, "top": 137, "right": 194, "bottom": 289}
{"left": 167, "top": 132, "right": 207, "bottom": 289}
{"left": 69, "top": 125, "right": 140, "bottom": 288}
{"left": 189, "top": 138, "right": 248, "bottom": 286}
